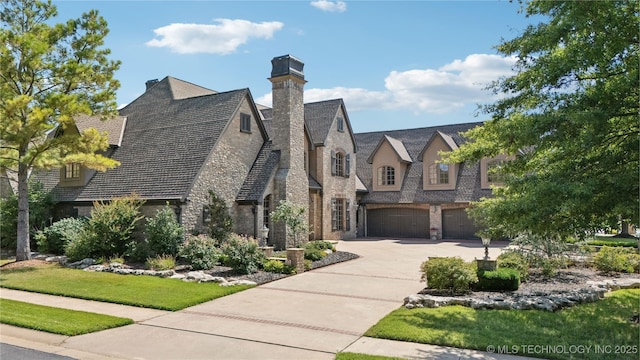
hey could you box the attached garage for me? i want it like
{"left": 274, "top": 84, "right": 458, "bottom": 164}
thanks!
{"left": 442, "top": 208, "right": 480, "bottom": 240}
{"left": 367, "top": 208, "right": 430, "bottom": 238}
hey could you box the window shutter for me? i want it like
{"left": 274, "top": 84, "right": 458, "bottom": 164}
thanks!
{"left": 331, "top": 150, "right": 336, "bottom": 176}
{"left": 345, "top": 154, "right": 351, "bottom": 177}
{"left": 346, "top": 199, "right": 351, "bottom": 231}
{"left": 331, "top": 198, "right": 337, "bottom": 231}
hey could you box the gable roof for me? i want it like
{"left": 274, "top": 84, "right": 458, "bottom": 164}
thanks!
{"left": 355, "top": 122, "right": 491, "bottom": 204}
{"left": 417, "top": 130, "right": 459, "bottom": 160}
{"left": 75, "top": 114, "right": 127, "bottom": 147}
{"left": 236, "top": 142, "right": 280, "bottom": 205}
{"left": 366, "top": 135, "right": 412, "bottom": 164}
{"left": 47, "top": 77, "right": 252, "bottom": 202}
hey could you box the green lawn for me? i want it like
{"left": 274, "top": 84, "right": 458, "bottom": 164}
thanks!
{"left": 0, "top": 265, "right": 254, "bottom": 311}
{"left": 365, "top": 289, "right": 639, "bottom": 360}
{"left": 0, "top": 298, "right": 133, "bottom": 336}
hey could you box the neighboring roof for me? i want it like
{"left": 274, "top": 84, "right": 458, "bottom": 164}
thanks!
{"left": 308, "top": 175, "right": 322, "bottom": 190}
{"left": 355, "top": 122, "right": 491, "bottom": 204}
{"left": 164, "top": 77, "right": 217, "bottom": 100}
{"left": 366, "top": 135, "right": 412, "bottom": 164}
{"left": 356, "top": 175, "right": 367, "bottom": 193}
{"left": 75, "top": 114, "right": 127, "bottom": 147}
{"left": 46, "top": 77, "right": 251, "bottom": 202}
{"left": 236, "top": 142, "right": 280, "bottom": 204}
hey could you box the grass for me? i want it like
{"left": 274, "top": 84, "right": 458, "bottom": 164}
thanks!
{"left": 588, "top": 237, "right": 638, "bottom": 248}
{"left": 0, "top": 298, "right": 133, "bottom": 336}
{"left": 335, "top": 353, "right": 405, "bottom": 360}
{"left": 365, "top": 289, "right": 639, "bottom": 360}
{"left": 0, "top": 264, "right": 254, "bottom": 311}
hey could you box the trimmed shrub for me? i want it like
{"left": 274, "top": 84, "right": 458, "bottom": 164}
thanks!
{"left": 306, "top": 240, "right": 336, "bottom": 252}
{"left": 36, "top": 217, "right": 86, "bottom": 255}
{"left": 222, "top": 234, "right": 265, "bottom": 274}
{"left": 497, "top": 251, "right": 530, "bottom": 282}
{"left": 304, "top": 246, "right": 326, "bottom": 261}
{"left": 145, "top": 255, "right": 176, "bottom": 271}
{"left": 421, "top": 257, "right": 478, "bottom": 294}
{"left": 146, "top": 205, "right": 184, "bottom": 257}
{"left": 262, "top": 259, "right": 296, "bottom": 274}
{"left": 475, "top": 268, "right": 520, "bottom": 291}
{"left": 63, "top": 228, "right": 93, "bottom": 261}
{"left": 178, "top": 234, "right": 219, "bottom": 270}
{"left": 594, "top": 246, "right": 640, "bottom": 273}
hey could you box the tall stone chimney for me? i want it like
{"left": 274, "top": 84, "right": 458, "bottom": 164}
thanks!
{"left": 269, "top": 55, "right": 309, "bottom": 249}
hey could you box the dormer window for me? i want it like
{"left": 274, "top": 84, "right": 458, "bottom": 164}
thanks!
{"left": 337, "top": 117, "right": 344, "bottom": 132}
{"left": 377, "top": 166, "right": 395, "bottom": 186}
{"left": 240, "top": 113, "right": 251, "bottom": 133}
{"left": 428, "top": 163, "right": 449, "bottom": 185}
{"left": 65, "top": 163, "right": 80, "bottom": 179}
{"left": 487, "top": 159, "right": 505, "bottom": 183}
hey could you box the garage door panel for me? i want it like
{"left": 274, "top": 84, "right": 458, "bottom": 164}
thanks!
{"left": 442, "top": 208, "right": 480, "bottom": 240}
{"left": 367, "top": 208, "right": 429, "bottom": 238}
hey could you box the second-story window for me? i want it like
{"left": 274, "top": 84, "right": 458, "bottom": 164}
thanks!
{"left": 65, "top": 163, "right": 80, "bottom": 179}
{"left": 487, "top": 159, "right": 505, "bottom": 183}
{"left": 377, "top": 166, "right": 395, "bottom": 186}
{"left": 428, "top": 163, "right": 449, "bottom": 185}
{"left": 337, "top": 117, "right": 344, "bottom": 132}
{"left": 331, "top": 150, "right": 350, "bottom": 178}
{"left": 240, "top": 113, "right": 251, "bottom": 133}
{"left": 335, "top": 152, "right": 344, "bottom": 176}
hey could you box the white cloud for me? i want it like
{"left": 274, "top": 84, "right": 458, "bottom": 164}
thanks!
{"left": 310, "top": 0, "right": 347, "bottom": 13}
{"left": 257, "top": 54, "right": 516, "bottom": 115}
{"left": 146, "top": 19, "right": 284, "bottom": 54}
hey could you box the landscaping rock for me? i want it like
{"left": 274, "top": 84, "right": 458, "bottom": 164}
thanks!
{"left": 223, "top": 279, "right": 257, "bottom": 287}
{"left": 45, "top": 256, "right": 67, "bottom": 265}
{"left": 68, "top": 258, "right": 96, "bottom": 269}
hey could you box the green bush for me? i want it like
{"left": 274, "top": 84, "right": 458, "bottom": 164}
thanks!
{"left": 306, "top": 240, "right": 336, "bottom": 252}
{"left": 79, "top": 195, "right": 145, "bottom": 259}
{"left": 421, "top": 257, "right": 478, "bottom": 294}
{"left": 304, "top": 246, "right": 326, "bottom": 261}
{"left": 146, "top": 205, "right": 184, "bottom": 257}
{"left": 63, "top": 228, "right": 93, "bottom": 261}
{"left": 587, "top": 238, "right": 639, "bottom": 248}
{"left": 178, "top": 234, "right": 219, "bottom": 270}
{"left": 594, "top": 246, "right": 640, "bottom": 273}
{"left": 145, "top": 255, "right": 176, "bottom": 271}
{"left": 222, "top": 234, "right": 265, "bottom": 274}
{"left": 475, "top": 268, "right": 520, "bottom": 291}
{"left": 262, "top": 259, "right": 296, "bottom": 274}
{"left": 205, "top": 191, "right": 233, "bottom": 243}
{"left": 36, "top": 218, "right": 86, "bottom": 255}
{"left": 497, "top": 251, "right": 530, "bottom": 282}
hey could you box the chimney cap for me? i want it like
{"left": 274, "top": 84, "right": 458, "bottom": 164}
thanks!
{"left": 271, "top": 55, "right": 304, "bottom": 79}
{"left": 145, "top": 79, "right": 159, "bottom": 90}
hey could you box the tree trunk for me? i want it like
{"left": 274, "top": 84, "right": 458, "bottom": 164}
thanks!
{"left": 16, "top": 160, "right": 30, "bottom": 261}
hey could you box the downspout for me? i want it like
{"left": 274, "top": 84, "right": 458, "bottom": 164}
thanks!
{"left": 252, "top": 204, "right": 258, "bottom": 239}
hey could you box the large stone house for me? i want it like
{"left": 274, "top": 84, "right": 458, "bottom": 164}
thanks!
{"left": 33, "top": 54, "right": 503, "bottom": 246}
{"left": 36, "top": 55, "right": 358, "bottom": 249}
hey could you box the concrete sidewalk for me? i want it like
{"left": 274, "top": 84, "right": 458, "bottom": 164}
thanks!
{"left": 1, "top": 239, "right": 535, "bottom": 360}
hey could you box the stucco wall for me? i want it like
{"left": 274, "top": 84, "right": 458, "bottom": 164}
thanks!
{"left": 370, "top": 140, "right": 407, "bottom": 192}
{"left": 422, "top": 136, "right": 458, "bottom": 191}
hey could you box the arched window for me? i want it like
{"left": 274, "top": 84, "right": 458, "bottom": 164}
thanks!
{"left": 377, "top": 166, "right": 395, "bottom": 186}
{"left": 331, "top": 150, "right": 350, "bottom": 177}
{"left": 487, "top": 160, "right": 505, "bottom": 183}
{"left": 429, "top": 163, "right": 449, "bottom": 185}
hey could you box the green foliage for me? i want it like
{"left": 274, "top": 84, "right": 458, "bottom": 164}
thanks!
{"left": 1, "top": 0, "right": 121, "bottom": 260}
{"left": 420, "top": 257, "right": 478, "bottom": 294}
{"left": 221, "top": 234, "right": 265, "bottom": 275}
{"left": 63, "top": 228, "right": 93, "bottom": 261}
{"left": 306, "top": 240, "right": 336, "bottom": 252}
{"left": 145, "top": 255, "right": 176, "bottom": 271}
{"left": 262, "top": 259, "right": 296, "bottom": 274}
{"left": 145, "top": 204, "right": 184, "bottom": 257}
{"left": 475, "top": 268, "right": 520, "bottom": 291}
{"left": 36, "top": 217, "right": 86, "bottom": 255}
{"left": 0, "top": 180, "right": 54, "bottom": 251}
{"left": 303, "top": 246, "right": 326, "bottom": 261}
{"left": 443, "top": 1, "right": 639, "bottom": 240}
{"left": 205, "top": 191, "right": 233, "bottom": 243}
{"left": 271, "top": 200, "right": 309, "bottom": 248}
{"left": 496, "top": 251, "right": 530, "bottom": 282}
{"left": 0, "top": 299, "right": 133, "bottom": 336}
{"left": 594, "top": 246, "right": 640, "bottom": 273}
{"left": 82, "top": 196, "right": 145, "bottom": 259}
{"left": 505, "top": 233, "right": 568, "bottom": 277}
{"left": 587, "top": 238, "right": 639, "bottom": 248}
{"left": 178, "top": 234, "right": 219, "bottom": 271}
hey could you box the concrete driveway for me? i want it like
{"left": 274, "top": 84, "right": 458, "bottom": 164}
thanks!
{"left": 5, "top": 238, "right": 512, "bottom": 360}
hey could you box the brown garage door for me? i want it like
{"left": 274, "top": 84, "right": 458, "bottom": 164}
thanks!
{"left": 442, "top": 208, "right": 480, "bottom": 239}
{"left": 367, "top": 208, "right": 430, "bottom": 238}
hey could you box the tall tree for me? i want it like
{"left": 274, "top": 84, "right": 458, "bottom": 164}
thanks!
{"left": 0, "top": 0, "right": 120, "bottom": 260}
{"left": 444, "top": 1, "right": 639, "bottom": 239}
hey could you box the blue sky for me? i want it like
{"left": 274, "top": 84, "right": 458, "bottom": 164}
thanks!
{"left": 54, "top": 0, "right": 539, "bottom": 133}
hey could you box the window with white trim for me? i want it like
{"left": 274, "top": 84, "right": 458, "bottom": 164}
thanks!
{"left": 428, "top": 163, "right": 449, "bottom": 185}
{"left": 65, "top": 163, "right": 80, "bottom": 179}
{"left": 377, "top": 166, "right": 395, "bottom": 186}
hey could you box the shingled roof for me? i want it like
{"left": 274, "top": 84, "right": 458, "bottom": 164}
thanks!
{"left": 236, "top": 142, "right": 280, "bottom": 204}
{"left": 47, "top": 77, "right": 251, "bottom": 202}
{"left": 354, "top": 122, "right": 492, "bottom": 204}
{"left": 74, "top": 114, "right": 127, "bottom": 147}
